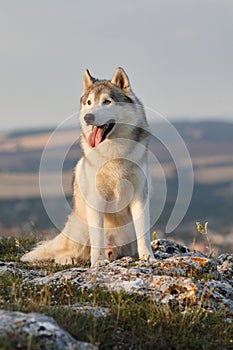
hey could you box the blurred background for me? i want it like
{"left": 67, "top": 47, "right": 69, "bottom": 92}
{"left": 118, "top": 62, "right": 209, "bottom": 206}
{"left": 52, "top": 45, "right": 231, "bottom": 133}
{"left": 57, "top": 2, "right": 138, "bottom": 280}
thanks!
{"left": 0, "top": 0, "right": 233, "bottom": 253}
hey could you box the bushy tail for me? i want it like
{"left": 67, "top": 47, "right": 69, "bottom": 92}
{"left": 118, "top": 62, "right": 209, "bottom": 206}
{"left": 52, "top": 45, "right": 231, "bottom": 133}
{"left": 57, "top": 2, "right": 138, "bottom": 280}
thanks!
{"left": 21, "top": 213, "right": 90, "bottom": 265}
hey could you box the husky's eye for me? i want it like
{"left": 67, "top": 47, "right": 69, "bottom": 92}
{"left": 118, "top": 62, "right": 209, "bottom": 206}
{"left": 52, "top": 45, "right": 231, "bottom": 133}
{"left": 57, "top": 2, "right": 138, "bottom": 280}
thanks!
{"left": 103, "top": 99, "right": 111, "bottom": 105}
{"left": 87, "top": 100, "right": 92, "bottom": 106}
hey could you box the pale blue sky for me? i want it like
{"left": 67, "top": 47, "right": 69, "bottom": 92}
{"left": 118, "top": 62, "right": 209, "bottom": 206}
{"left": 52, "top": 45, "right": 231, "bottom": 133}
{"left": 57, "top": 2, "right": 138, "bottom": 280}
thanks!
{"left": 0, "top": 0, "right": 233, "bottom": 129}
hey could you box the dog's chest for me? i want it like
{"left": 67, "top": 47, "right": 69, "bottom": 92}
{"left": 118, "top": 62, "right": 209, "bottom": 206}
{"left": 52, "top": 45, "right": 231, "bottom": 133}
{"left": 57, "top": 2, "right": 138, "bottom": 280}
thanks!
{"left": 95, "top": 159, "right": 137, "bottom": 202}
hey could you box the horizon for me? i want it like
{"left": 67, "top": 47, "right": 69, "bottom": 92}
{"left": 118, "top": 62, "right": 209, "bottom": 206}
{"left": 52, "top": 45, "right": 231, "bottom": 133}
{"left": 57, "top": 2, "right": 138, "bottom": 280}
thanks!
{"left": 1, "top": 116, "right": 233, "bottom": 135}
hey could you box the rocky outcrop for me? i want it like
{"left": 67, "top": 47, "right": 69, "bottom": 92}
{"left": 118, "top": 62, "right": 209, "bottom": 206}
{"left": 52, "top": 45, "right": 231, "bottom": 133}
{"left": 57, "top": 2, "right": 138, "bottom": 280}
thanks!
{"left": 0, "top": 239, "right": 232, "bottom": 313}
{"left": 0, "top": 239, "right": 232, "bottom": 349}
{"left": 0, "top": 239, "right": 233, "bottom": 350}
{"left": 0, "top": 310, "right": 98, "bottom": 350}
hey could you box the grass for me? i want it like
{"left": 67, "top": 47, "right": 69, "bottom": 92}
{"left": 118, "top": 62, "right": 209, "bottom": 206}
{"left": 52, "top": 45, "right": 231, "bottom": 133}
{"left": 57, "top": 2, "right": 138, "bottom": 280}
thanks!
{"left": 0, "top": 237, "right": 232, "bottom": 349}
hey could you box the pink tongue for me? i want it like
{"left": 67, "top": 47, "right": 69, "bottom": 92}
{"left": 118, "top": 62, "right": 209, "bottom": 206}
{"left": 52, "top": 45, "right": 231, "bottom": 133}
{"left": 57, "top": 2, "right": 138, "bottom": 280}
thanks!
{"left": 88, "top": 126, "right": 103, "bottom": 147}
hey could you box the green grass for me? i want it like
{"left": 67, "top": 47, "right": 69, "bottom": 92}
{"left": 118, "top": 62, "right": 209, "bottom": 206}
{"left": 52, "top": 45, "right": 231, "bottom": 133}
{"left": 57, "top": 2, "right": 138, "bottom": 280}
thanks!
{"left": 0, "top": 286, "right": 232, "bottom": 349}
{"left": 0, "top": 237, "right": 232, "bottom": 349}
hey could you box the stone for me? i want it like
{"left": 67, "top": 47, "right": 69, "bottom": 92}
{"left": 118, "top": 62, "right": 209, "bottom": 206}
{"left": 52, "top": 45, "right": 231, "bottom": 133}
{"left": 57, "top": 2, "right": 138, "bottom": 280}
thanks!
{"left": 0, "top": 237, "right": 233, "bottom": 350}
{"left": 0, "top": 310, "right": 98, "bottom": 350}
{"left": 10, "top": 239, "right": 231, "bottom": 314}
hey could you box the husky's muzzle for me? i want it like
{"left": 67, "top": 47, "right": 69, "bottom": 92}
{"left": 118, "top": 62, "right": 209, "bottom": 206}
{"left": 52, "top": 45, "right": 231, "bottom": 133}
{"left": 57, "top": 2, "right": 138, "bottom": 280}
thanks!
{"left": 84, "top": 113, "right": 115, "bottom": 148}
{"left": 84, "top": 113, "right": 95, "bottom": 125}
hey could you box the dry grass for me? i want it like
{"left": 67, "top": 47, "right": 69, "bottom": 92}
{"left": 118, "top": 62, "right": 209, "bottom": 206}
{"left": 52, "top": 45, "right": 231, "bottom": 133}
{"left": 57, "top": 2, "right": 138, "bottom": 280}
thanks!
{"left": 0, "top": 237, "right": 232, "bottom": 349}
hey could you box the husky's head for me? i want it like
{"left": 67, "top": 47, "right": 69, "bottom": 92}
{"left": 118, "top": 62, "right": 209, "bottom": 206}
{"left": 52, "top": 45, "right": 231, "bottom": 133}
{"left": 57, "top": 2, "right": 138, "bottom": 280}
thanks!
{"left": 79, "top": 67, "right": 148, "bottom": 151}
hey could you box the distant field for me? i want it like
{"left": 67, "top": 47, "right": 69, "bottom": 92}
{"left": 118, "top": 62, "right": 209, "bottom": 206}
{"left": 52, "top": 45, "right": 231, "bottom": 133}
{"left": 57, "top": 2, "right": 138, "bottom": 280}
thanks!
{"left": 195, "top": 165, "right": 233, "bottom": 183}
{"left": 0, "top": 172, "right": 73, "bottom": 198}
{"left": 1, "top": 126, "right": 233, "bottom": 198}
{"left": 0, "top": 129, "right": 79, "bottom": 152}
{"left": 1, "top": 159, "right": 232, "bottom": 199}
{"left": 0, "top": 121, "right": 233, "bottom": 253}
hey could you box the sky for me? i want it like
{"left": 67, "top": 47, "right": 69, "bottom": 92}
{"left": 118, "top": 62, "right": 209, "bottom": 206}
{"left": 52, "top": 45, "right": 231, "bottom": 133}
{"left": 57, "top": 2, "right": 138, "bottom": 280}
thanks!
{"left": 0, "top": 0, "right": 233, "bottom": 130}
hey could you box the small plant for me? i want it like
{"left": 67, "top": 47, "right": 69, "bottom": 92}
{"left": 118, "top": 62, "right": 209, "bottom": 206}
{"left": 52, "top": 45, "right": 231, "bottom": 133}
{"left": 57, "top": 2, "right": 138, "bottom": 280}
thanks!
{"left": 0, "top": 237, "right": 36, "bottom": 261}
{"left": 196, "top": 221, "right": 214, "bottom": 256}
{"left": 152, "top": 231, "right": 157, "bottom": 241}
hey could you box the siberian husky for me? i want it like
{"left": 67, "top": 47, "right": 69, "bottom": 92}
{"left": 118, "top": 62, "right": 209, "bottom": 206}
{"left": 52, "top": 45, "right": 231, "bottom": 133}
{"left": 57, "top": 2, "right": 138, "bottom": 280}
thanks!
{"left": 21, "top": 67, "right": 155, "bottom": 267}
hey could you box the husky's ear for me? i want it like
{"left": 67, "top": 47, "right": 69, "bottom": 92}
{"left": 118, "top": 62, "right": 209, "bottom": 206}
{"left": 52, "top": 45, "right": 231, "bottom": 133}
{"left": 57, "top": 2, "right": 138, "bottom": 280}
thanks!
{"left": 83, "top": 69, "right": 95, "bottom": 93}
{"left": 111, "top": 67, "right": 130, "bottom": 93}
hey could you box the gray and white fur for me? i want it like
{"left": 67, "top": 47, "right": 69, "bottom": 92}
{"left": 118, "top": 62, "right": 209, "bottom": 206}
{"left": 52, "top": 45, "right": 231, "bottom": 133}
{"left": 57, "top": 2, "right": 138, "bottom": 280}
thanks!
{"left": 21, "top": 67, "right": 155, "bottom": 267}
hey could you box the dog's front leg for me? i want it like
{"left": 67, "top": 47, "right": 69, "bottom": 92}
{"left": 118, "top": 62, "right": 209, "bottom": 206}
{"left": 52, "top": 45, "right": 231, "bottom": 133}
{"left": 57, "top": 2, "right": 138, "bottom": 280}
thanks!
{"left": 130, "top": 194, "right": 155, "bottom": 262}
{"left": 86, "top": 205, "right": 106, "bottom": 267}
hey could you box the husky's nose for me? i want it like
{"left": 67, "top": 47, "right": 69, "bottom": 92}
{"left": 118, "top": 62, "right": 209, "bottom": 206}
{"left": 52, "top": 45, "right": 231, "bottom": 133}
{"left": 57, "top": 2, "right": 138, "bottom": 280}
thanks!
{"left": 84, "top": 113, "right": 95, "bottom": 125}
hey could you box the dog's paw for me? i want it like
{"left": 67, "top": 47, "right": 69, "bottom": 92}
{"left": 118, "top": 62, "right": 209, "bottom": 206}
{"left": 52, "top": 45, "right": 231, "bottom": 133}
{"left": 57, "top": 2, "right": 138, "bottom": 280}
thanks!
{"left": 138, "top": 249, "right": 155, "bottom": 263}
{"left": 141, "top": 255, "right": 155, "bottom": 263}
{"left": 147, "top": 254, "right": 156, "bottom": 263}
{"left": 54, "top": 255, "right": 76, "bottom": 265}
{"left": 91, "top": 259, "right": 109, "bottom": 268}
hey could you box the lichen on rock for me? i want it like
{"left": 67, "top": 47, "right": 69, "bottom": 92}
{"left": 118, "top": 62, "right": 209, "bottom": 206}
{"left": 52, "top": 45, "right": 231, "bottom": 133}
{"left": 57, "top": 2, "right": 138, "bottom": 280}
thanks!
{"left": 1, "top": 239, "right": 229, "bottom": 313}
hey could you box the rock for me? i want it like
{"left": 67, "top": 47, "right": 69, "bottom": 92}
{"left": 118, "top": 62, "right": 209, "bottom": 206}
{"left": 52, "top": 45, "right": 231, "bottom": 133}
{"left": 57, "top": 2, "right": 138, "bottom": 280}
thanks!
{"left": 10, "top": 239, "right": 231, "bottom": 314}
{"left": 151, "top": 239, "right": 191, "bottom": 258}
{"left": 1, "top": 239, "right": 233, "bottom": 315}
{"left": 0, "top": 310, "right": 98, "bottom": 350}
{"left": 217, "top": 254, "right": 233, "bottom": 280}
{"left": 0, "top": 239, "right": 233, "bottom": 348}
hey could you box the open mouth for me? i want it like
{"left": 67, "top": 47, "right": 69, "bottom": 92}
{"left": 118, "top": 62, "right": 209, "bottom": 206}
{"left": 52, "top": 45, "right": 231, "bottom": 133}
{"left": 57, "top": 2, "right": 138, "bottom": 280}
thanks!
{"left": 88, "top": 120, "right": 115, "bottom": 148}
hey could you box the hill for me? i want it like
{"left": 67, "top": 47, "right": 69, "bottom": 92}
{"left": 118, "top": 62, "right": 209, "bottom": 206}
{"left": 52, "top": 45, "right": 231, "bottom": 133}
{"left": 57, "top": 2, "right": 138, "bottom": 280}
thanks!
{"left": 0, "top": 120, "right": 232, "bottom": 252}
